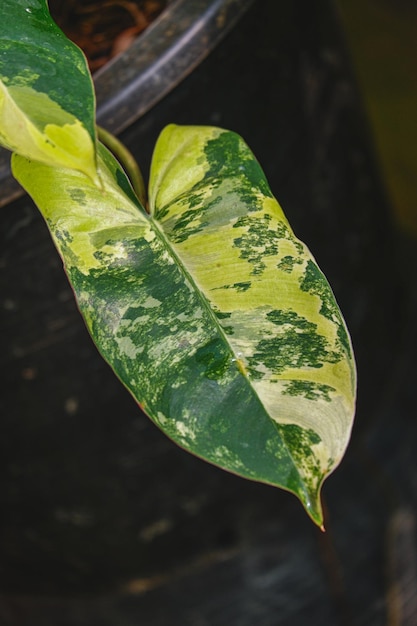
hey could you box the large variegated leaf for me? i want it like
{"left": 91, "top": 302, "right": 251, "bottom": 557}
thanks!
{"left": 12, "top": 125, "right": 356, "bottom": 527}
{"left": 0, "top": 0, "right": 97, "bottom": 182}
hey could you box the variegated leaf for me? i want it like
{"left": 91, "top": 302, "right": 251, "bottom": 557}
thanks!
{"left": 12, "top": 125, "right": 356, "bottom": 527}
{"left": 0, "top": 0, "right": 98, "bottom": 182}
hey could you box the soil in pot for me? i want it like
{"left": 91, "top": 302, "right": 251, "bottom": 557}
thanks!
{"left": 49, "top": 0, "right": 169, "bottom": 72}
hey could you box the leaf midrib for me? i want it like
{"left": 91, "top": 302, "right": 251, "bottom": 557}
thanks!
{"left": 149, "top": 212, "right": 314, "bottom": 506}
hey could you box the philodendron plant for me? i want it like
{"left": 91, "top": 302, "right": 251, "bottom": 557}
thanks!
{"left": 0, "top": 0, "right": 356, "bottom": 528}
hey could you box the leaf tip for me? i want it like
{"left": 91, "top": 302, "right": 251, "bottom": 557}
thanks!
{"left": 297, "top": 486, "right": 325, "bottom": 529}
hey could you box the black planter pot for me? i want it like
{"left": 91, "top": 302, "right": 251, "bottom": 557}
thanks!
{"left": 1, "top": 1, "right": 417, "bottom": 624}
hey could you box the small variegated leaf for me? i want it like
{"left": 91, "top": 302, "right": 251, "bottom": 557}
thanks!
{"left": 12, "top": 125, "right": 356, "bottom": 527}
{"left": 0, "top": 0, "right": 98, "bottom": 182}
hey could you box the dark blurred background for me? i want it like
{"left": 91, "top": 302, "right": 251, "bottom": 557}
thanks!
{"left": 1, "top": 1, "right": 416, "bottom": 624}
{"left": 338, "top": 0, "right": 417, "bottom": 238}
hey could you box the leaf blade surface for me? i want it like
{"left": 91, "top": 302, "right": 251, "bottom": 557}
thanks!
{"left": 12, "top": 125, "right": 356, "bottom": 526}
{"left": 0, "top": 0, "right": 97, "bottom": 181}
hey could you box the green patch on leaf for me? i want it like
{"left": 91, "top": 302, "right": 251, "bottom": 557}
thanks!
{"left": 282, "top": 380, "right": 335, "bottom": 402}
{"left": 275, "top": 423, "right": 326, "bottom": 511}
{"left": 248, "top": 309, "right": 340, "bottom": 377}
{"left": 213, "top": 281, "right": 252, "bottom": 292}
{"left": 278, "top": 254, "right": 303, "bottom": 273}
{"left": 203, "top": 130, "right": 273, "bottom": 202}
{"left": 300, "top": 261, "right": 340, "bottom": 320}
{"left": 233, "top": 214, "right": 280, "bottom": 275}
{"left": 194, "top": 338, "right": 232, "bottom": 380}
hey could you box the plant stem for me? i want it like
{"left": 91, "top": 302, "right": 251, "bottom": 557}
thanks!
{"left": 97, "top": 126, "right": 147, "bottom": 209}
